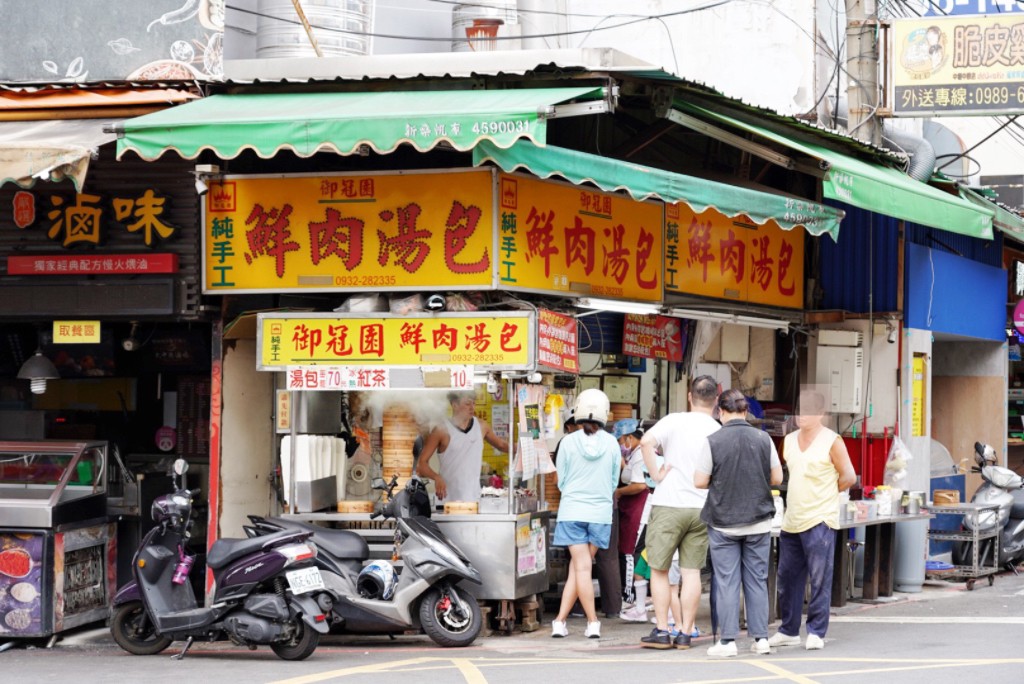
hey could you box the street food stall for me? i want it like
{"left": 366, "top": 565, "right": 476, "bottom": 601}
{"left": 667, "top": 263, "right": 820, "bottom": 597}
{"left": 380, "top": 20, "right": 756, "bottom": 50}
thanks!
{"left": 255, "top": 310, "right": 556, "bottom": 610}
{"left": 0, "top": 440, "right": 115, "bottom": 639}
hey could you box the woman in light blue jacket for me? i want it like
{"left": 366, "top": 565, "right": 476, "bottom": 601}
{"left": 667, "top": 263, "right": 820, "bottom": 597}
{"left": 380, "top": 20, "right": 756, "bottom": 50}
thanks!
{"left": 550, "top": 389, "right": 621, "bottom": 640}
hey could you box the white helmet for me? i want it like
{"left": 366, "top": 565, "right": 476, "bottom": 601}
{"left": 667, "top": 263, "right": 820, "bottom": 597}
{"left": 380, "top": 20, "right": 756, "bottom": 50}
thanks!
{"left": 574, "top": 388, "right": 611, "bottom": 427}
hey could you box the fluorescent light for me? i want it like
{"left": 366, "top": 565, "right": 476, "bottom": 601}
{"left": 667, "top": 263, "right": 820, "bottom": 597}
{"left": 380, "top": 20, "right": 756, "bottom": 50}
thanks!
{"left": 577, "top": 298, "right": 662, "bottom": 315}
{"left": 667, "top": 308, "right": 790, "bottom": 330}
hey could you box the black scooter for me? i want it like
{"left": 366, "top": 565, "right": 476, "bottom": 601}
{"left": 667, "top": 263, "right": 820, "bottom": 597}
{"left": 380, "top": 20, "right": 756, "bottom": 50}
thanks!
{"left": 246, "top": 476, "right": 483, "bottom": 647}
{"left": 110, "top": 459, "right": 334, "bottom": 660}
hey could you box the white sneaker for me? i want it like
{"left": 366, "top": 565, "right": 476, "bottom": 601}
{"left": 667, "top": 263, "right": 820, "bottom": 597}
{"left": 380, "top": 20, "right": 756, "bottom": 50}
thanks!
{"left": 619, "top": 606, "right": 648, "bottom": 622}
{"left": 707, "top": 640, "right": 738, "bottom": 657}
{"left": 767, "top": 631, "right": 801, "bottom": 647}
{"left": 585, "top": 621, "right": 601, "bottom": 639}
{"left": 751, "top": 638, "right": 771, "bottom": 655}
{"left": 805, "top": 634, "right": 825, "bottom": 650}
{"left": 551, "top": 620, "right": 568, "bottom": 638}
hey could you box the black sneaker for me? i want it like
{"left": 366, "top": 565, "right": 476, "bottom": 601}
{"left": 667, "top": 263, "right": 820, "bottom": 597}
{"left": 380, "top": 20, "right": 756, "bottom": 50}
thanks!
{"left": 673, "top": 632, "right": 691, "bottom": 650}
{"left": 640, "top": 628, "right": 673, "bottom": 650}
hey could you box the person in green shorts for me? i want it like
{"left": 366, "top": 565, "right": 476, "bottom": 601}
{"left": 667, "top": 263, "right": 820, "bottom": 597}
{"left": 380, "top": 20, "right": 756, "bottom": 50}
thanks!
{"left": 638, "top": 375, "right": 720, "bottom": 650}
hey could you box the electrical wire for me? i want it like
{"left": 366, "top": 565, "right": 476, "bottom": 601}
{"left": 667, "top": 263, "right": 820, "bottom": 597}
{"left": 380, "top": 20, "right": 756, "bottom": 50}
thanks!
{"left": 226, "top": 0, "right": 738, "bottom": 44}
{"left": 936, "top": 116, "right": 1019, "bottom": 171}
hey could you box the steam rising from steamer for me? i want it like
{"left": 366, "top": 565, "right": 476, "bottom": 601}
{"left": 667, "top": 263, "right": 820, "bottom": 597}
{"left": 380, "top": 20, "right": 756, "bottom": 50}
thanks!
{"left": 361, "top": 390, "right": 452, "bottom": 431}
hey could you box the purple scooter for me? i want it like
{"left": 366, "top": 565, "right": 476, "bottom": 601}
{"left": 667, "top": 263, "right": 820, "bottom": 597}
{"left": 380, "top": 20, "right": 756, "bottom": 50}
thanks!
{"left": 110, "top": 459, "right": 334, "bottom": 660}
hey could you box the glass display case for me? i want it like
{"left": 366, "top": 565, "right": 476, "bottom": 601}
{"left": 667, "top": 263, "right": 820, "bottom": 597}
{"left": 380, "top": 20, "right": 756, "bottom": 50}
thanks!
{"left": 0, "top": 440, "right": 107, "bottom": 528}
{"left": 0, "top": 441, "right": 114, "bottom": 638}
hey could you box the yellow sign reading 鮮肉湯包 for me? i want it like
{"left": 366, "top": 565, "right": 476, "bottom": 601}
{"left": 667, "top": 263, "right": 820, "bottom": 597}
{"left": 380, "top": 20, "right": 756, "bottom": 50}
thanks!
{"left": 496, "top": 173, "right": 663, "bottom": 302}
{"left": 53, "top": 320, "right": 101, "bottom": 344}
{"left": 256, "top": 312, "right": 534, "bottom": 371}
{"left": 664, "top": 204, "right": 804, "bottom": 309}
{"left": 893, "top": 14, "right": 1024, "bottom": 116}
{"left": 203, "top": 169, "right": 496, "bottom": 293}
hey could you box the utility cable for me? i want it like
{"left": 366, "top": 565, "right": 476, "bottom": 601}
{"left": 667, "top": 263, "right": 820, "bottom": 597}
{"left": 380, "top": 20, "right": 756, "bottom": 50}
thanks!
{"left": 226, "top": 0, "right": 737, "bottom": 43}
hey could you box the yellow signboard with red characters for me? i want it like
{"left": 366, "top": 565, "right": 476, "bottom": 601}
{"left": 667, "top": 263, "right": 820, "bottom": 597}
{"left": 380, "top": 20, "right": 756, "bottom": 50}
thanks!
{"left": 256, "top": 312, "right": 534, "bottom": 371}
{"left": 664, "top": 205, "right": 804, "bottom": 309}
{"left": 496, "top": 174, "right": 663, "bottom": 302}
{"left": 204, "top": 169, "right": 495, "bottom": 293}
{"left": 53, "top": 320, "right": 101, "bottom": 344}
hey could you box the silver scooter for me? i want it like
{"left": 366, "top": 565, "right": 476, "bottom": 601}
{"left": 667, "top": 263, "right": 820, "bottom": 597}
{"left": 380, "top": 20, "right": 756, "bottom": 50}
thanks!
{"left": 245, "top": 475, "right": 483, "bottom": 647}
{"left": 953, "top": 442, "right": 1024, "bottom": 573}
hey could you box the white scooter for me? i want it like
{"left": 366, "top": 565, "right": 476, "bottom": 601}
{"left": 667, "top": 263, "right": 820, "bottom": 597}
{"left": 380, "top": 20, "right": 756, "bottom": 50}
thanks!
{"left": 952, "top": 442, "right": 1024, "bottom": 575}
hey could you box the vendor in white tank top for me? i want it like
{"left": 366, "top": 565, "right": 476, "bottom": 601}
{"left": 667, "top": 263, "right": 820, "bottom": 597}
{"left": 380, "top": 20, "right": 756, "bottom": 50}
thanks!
{"left": 417, "top": 391, "right": 509, "bottom": 503}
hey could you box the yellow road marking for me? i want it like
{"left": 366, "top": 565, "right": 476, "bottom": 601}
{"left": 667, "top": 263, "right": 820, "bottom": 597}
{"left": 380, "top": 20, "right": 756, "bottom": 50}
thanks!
{"left": 266, "top": 656, "right": 438, "bottom": 684}
{"left": 269, "top": 653, "right": 1024, "bottom": 684}
{"left": 743, "top": 659, "right": 820, "bottom": 684}
{"left": 450, "top": 658, "right": 488, "bottom": 684}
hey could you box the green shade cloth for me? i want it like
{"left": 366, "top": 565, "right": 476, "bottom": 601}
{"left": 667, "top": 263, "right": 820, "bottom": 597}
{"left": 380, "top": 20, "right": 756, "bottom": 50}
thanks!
{"left": 473, "top": 138, "right": 844, "bottom": 238}
{"left": 674, "top": 101, "right": 994, "bottom": 240}
{"left": 114, "top": 87, "right": 605, "bottom": 161}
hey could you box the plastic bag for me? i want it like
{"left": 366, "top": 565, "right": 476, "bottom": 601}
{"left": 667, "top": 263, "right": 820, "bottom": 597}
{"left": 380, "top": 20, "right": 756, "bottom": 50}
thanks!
{"left": 883, "top": 435, "right": 913, "bottom": 489}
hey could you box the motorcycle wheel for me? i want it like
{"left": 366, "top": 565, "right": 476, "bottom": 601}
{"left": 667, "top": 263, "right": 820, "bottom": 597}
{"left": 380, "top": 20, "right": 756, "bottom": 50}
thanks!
{"left": 110, "top": 602, "right": 173, "bottom": 656}
{"left": 419, "top": 587, "right": 481, "bottom": 648}
{"left": 271, "top": 620, "right": 319, "bottom": 661}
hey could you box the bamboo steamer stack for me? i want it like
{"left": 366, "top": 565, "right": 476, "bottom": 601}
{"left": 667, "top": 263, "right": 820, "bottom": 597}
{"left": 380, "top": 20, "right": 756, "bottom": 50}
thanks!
{"left": 610, "top": 403, "right": 634, "bottom": 423}
{"left": 381, "top": 404, "right": 419, "bottom": 490}
{"left": 543, "top": 473, "right": 560, "bottom": 513}
{"left": 337, "top": 500, "right": 374, "bottom": 513}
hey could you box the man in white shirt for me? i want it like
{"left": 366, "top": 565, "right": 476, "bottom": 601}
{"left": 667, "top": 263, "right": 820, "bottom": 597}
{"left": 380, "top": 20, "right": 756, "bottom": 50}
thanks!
{"left": 417, "top": 391, "right": 508, "bottom": 503}
{"left": 638, "top": 375, "right": 721, "bottom": 650}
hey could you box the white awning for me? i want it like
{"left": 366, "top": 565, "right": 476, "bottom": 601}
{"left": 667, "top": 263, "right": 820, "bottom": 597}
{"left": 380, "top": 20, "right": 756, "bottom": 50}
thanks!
{"left": 0, "top": 118, "right": 120, "bottom": 191}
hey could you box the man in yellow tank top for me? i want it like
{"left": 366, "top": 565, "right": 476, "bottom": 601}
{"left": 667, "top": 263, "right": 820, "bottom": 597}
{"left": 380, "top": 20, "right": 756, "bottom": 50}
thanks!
{"left": 767, "top": 390, "right": 855, "bottom": 651}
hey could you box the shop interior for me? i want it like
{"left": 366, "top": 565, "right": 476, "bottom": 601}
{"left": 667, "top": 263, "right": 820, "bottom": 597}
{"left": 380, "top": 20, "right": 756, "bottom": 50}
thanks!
{"left": 0, "top": 320, "right": 212, "bottom": 593}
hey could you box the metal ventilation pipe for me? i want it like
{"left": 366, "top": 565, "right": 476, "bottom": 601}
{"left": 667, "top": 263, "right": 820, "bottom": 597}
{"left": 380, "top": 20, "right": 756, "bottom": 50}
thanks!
{"left": 834, "top": 97, "right": 936, "bottom": 181}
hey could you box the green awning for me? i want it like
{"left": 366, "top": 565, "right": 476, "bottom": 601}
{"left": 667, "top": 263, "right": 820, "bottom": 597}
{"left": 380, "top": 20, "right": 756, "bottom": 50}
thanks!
{"left": 473, "top": 138, "right": 845, "bottom": 239}
{"left": 962, "top": 187, "right": 1024, "bottom": 237}
{"left": 672, "top": 101, "right": 994, "bottom": 240}
{"left": 113, "top": 87, "right": 607, "bottom": 161}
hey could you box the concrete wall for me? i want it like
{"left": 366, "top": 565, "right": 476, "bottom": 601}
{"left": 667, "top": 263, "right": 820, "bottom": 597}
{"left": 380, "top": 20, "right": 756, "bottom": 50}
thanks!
{"left": 219, "top": 339, "right": 277, "bottom": 538}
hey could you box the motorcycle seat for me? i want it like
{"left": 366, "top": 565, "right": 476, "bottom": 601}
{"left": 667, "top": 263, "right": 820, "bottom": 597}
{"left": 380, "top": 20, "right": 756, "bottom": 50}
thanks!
{"left": 258, "top": 517, "right": 369, "bottom": 561}
{"left": 207, "top": 530, "right": 296, "bottom": 569}
{"left": 307, "top": 528, "right": 369, "bottom": 561}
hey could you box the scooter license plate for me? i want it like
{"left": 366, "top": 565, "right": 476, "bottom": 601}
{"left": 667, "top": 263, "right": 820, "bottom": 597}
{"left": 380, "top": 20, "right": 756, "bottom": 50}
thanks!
{"left": 286, "top": 567, "right": 325, "bottom": 595}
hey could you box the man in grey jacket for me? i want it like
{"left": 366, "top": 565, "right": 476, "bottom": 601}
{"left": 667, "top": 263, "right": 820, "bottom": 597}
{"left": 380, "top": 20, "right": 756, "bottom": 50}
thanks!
{"left": 694, "top": 389, "right": 783, "bottom": 657}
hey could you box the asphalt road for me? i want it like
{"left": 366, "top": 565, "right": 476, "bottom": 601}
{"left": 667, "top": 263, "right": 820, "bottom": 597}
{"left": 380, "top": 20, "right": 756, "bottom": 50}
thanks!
{"left": 4, "top": 570, "right": 1024, "bottom": 684}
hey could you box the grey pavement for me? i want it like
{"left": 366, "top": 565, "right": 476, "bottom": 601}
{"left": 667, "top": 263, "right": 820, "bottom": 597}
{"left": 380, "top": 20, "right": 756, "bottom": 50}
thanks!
{"left": 4, "top": 570, "right": 1024, "bottom": 684}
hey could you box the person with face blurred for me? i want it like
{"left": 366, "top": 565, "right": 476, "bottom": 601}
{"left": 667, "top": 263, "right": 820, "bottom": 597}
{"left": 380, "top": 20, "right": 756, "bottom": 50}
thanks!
{"left": 613, "top": 418, "right": 650, "bottom": 619}
{"left": 417, "top": 390, "right": 508, "bottom": 504}
{"left": 768, "top": 389, "right": 856, "bottom": 651}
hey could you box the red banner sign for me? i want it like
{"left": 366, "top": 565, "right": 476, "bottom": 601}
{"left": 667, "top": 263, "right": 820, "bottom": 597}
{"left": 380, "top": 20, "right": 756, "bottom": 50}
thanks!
{"left": 622, "top": 314, "right": 684, "bottom": 362}
{"left": 7, "top": 253, "right": 179, "bottom": 275}
{"left": 537, "top": 309, "right": 578, "bottom": 373}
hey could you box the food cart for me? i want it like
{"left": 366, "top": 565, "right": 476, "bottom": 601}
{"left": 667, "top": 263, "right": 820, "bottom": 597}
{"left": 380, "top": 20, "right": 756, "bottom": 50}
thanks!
{"left": 254, "top": 310, "right": 556, "bottom": 620}
{"left": 0, "top": 440, "right": 115, "bottom": 639}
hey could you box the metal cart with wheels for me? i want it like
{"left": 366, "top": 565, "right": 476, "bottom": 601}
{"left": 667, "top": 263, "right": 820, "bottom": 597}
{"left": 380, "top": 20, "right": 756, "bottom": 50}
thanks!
{"left": 926, "top": 502, "right": 1001, "bottom": 589}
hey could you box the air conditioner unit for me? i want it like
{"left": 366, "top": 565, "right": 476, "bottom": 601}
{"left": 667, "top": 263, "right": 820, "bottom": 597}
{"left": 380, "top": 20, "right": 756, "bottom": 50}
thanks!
{"left": 815, "top": 345, "right": 864, "bottom": 414}
{"left": 818, "top": 329, "right": 863, "bottom": 347}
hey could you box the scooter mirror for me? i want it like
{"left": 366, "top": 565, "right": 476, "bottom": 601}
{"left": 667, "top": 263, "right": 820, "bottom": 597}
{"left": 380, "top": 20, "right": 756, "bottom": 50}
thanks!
{"left": 173, "top": 459, "right": 189, "bottom": 476}
{"left": 371, "top": 477, "right": 388, "bottom": 491}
